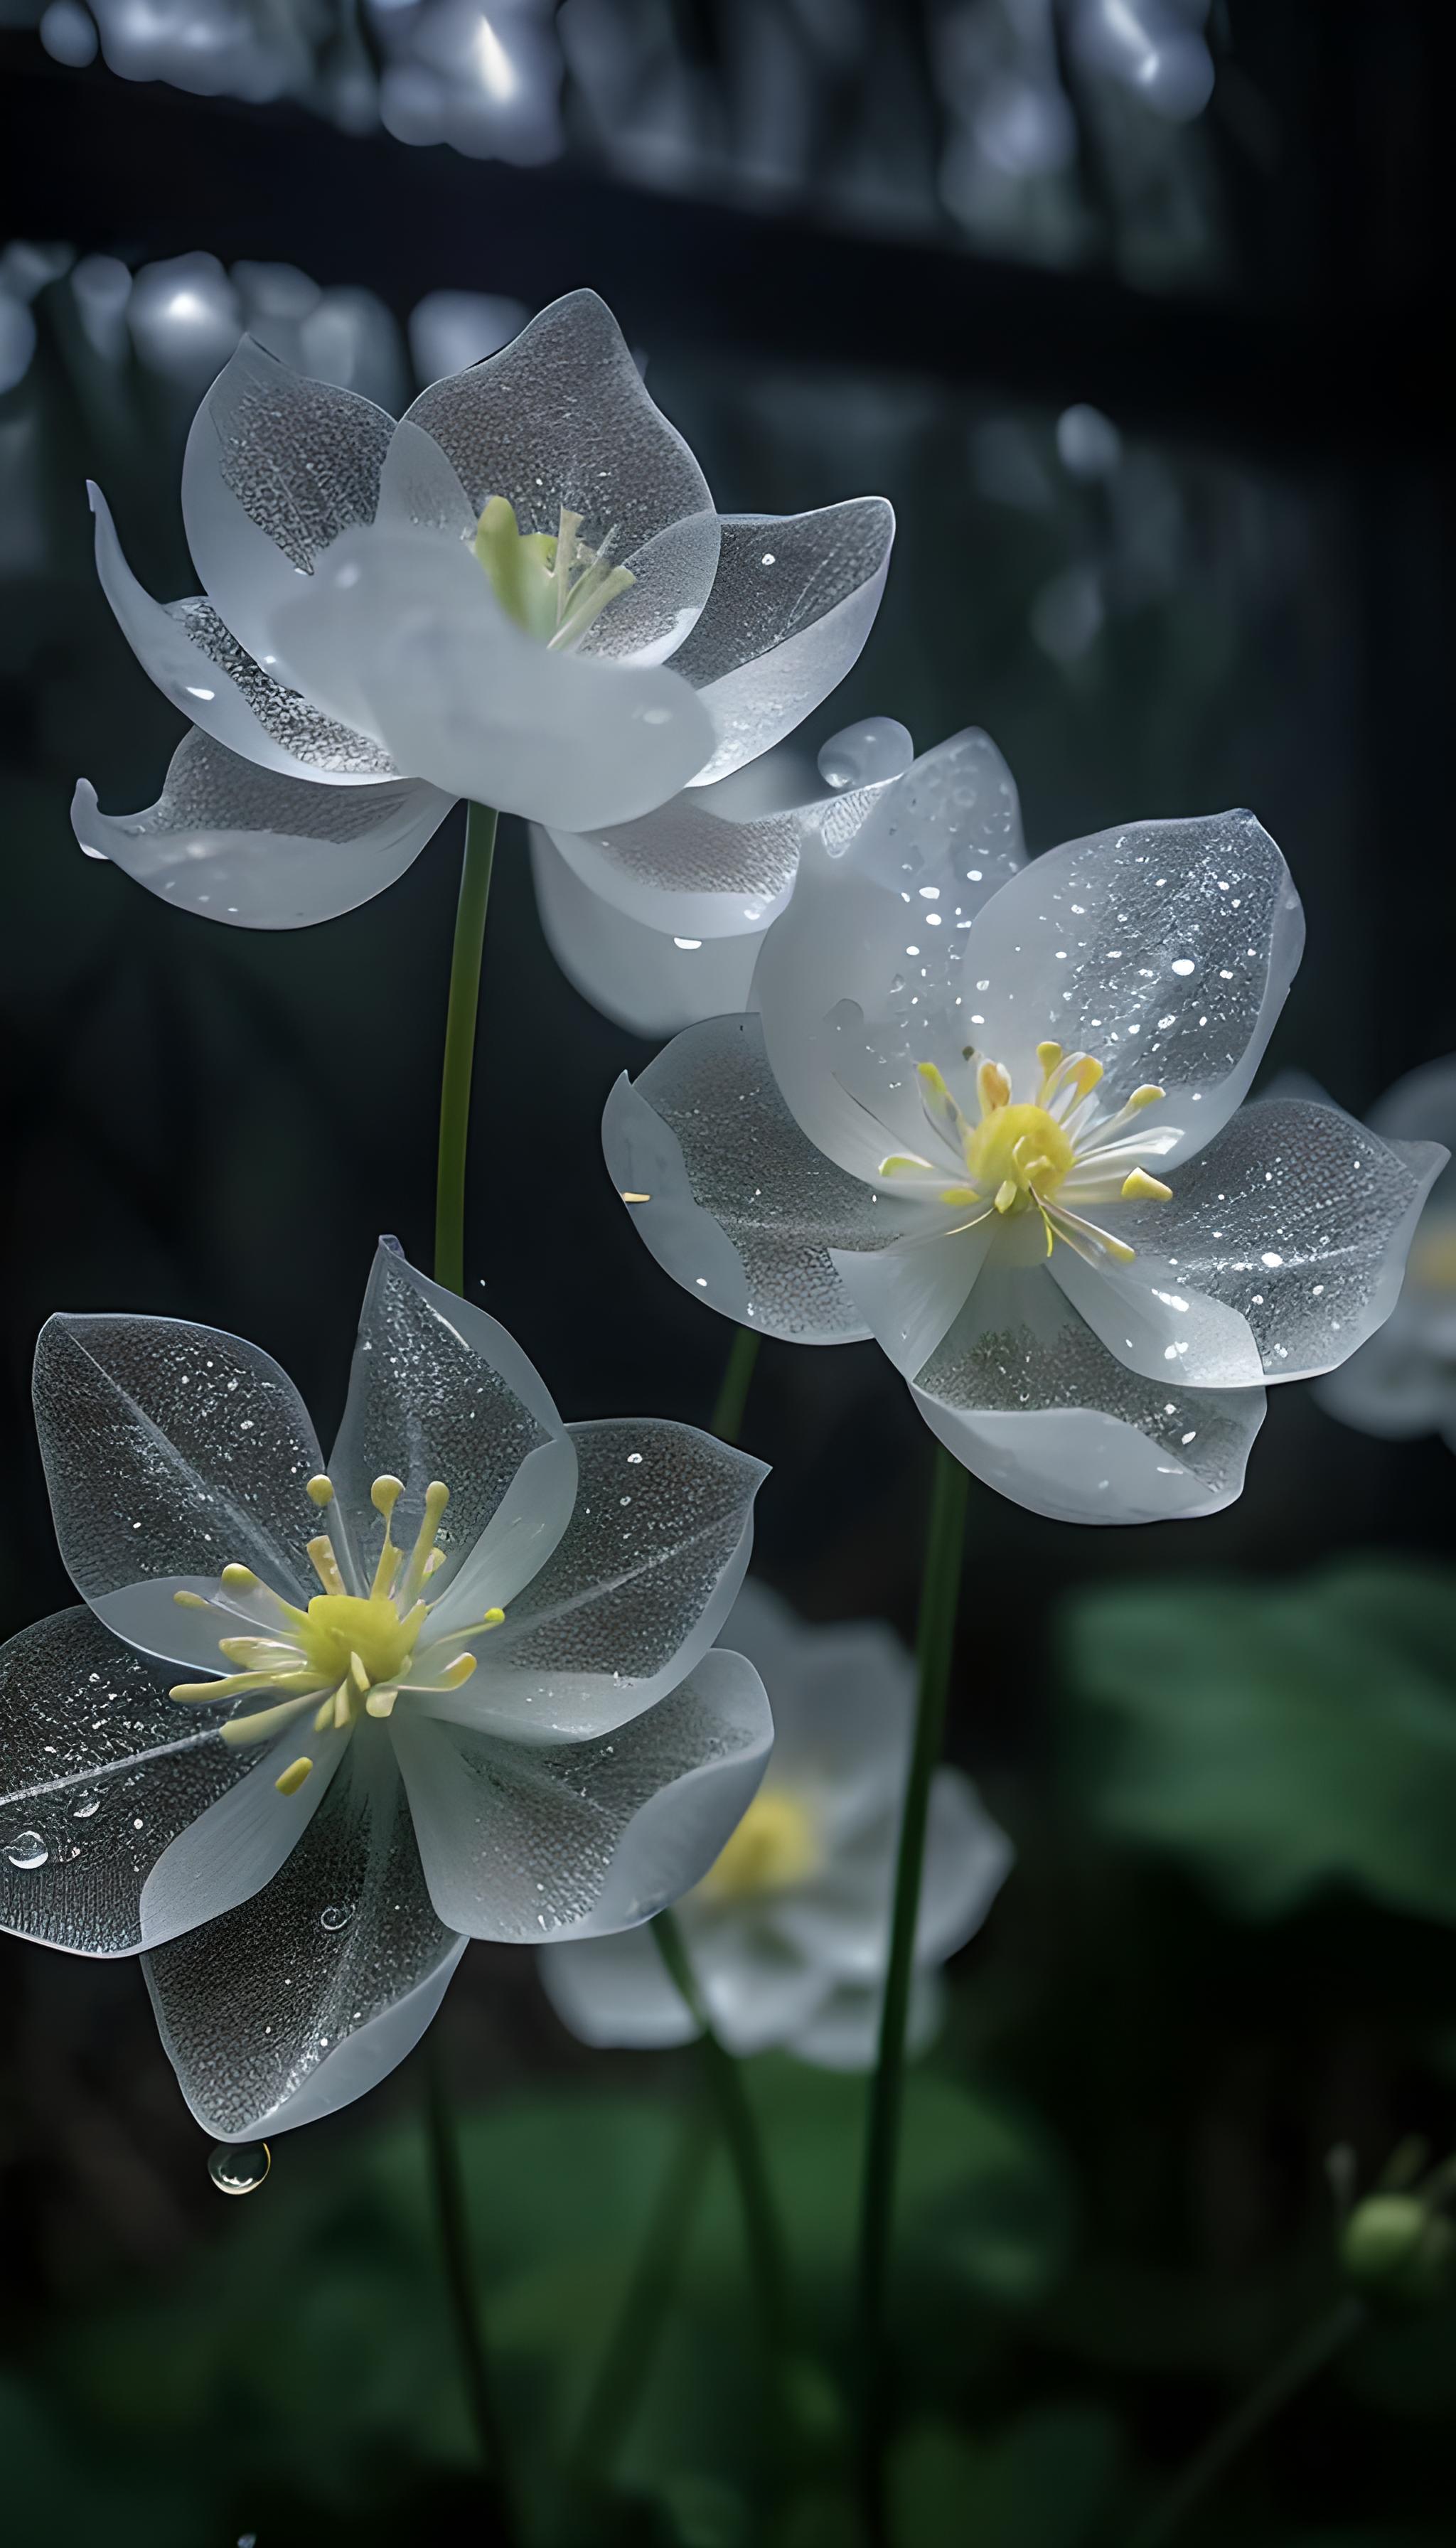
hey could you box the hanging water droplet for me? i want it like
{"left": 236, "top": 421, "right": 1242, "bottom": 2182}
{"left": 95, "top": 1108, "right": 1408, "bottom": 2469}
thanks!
{"left": 5, "top": 1830, "right": 48, "bottom": 1870}
{"left": 817, "top": 717, "right": 914, "bottom": 793}
{"left": 318, "top": 1902, "right": 353, "bottom": 1932}
{"left": 73, "top": 1790, "right": 102, "bottom": 1821}
{"left": 208, "top": 2141, "right": 271, "bottom": 2195}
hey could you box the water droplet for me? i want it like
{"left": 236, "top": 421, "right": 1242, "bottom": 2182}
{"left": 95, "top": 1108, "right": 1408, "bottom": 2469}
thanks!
{"left": 817, "top": 717, "right": 914, "bottom": 792}
{"left": 318, "top": 1902, "right": 353, "bottom": 1932}
{"left": 208, "top": 2141, "right": 271, "bottom": 2195}
{"left": 72, "top": 1790, "right": 102, "bottom": 1821}
{"left": 5, "top": 1831, "right": 48, "bottom": 1870}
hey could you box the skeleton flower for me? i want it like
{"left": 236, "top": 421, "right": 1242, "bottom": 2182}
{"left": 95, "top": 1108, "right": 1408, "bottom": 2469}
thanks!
{"left": 71, "top": 288, "right": 894, "bottom": 927}
{"left": 1316, "top": 1058, "right": 1456, "bottom": 1455}
{"left": 0, "top": 1242, "right": 771, "bottom": 2140}
{"left": 540, "top": 1580, "right": 1011, "bottom": 2066}
{"left": 605, "top": 729, "right": 1447, "bottom": 1526}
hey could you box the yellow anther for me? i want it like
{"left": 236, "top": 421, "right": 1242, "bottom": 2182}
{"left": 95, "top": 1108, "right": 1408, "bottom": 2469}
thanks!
{"left": 483, "top": 1607, "right": 505, "bottom": 1629}
{"left": 1129, "top": 1084, "right": 1165, "bottom": 1109}
{"left": 349, "top": 1650, "right": 371, "bottom": 1695}
{"left": 1121, "top": 1168, "right": 1173, "bottom": 1203}
{"left": 994, "top": 1179, "right": 1018, "bottom": 1214}
{"left": 370, "top": 1475, "right": 405, "bottom": 1517}
{"left": 433, "top": 1654, "right": 479, "bottom": 1690}
{"left": 221, "top": 1564, "right": 259, "bottom": 1592}
{"left": 333, "top": 1684, "right": 353, "bottom": 1730}
{"left": 399, "top": 1479, "right": 451, "bottom": 1604}
{"left": 365, "top": 1686, "right": 400, "bottom": 1719}
{"left": 978, "top": 1060, "right": 1012, "bottom": 1115}
{"left": 423, "top": 1548, "right": 446, "bottom": 1579}
{"left": 168, "top": 1666, "right": 312, "bottom": 1704}
{"left": 1066, "top": 1055, "right": 1104, "bottom": 1102}
{"left": 1036, "top": 1041, "right": 1063, "bottom": 1076}
{"left": 306, "top": 1474, "right": 334, "bottom": 1507}
{"left": 275, "top": 1756, "right": 313, "bottom": 1797}
{"left": 173, "top": 1589, "right": 209, "bottom": 1610}
{"left": 938, "top": 1185, "right": 980, "bottom": 1206}
{"left": 878, "top": 1153, "right": 933, "bottom": 1179}
{"left": 307, "top": 1534, "right": 347, "bottom": 1597}
{"left": 220, "top": 1694, "right": 316, "bottom": 1748}
{"left": 620, "top": 1190, "right": 651, "bottom": 1204}
{"left": 917, "top": 1061, "right": 949, "bottom": 1096}
{"left": 314, "top": 1695, "right": 335, "bottom": 1734}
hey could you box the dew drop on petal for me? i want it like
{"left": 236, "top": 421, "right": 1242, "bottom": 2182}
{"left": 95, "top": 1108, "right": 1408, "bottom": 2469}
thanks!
{"left": 208, "top": 2141, "right": 271, "bottom": 2195}
{"left": 5, "top": 1830, "right": 48, "bottom": 1870}
{"left": 817, "top": 717, "right": 914, "bottom": 792}
{"left": 318, "top": 1902, "right": 353, "bottom": 1932}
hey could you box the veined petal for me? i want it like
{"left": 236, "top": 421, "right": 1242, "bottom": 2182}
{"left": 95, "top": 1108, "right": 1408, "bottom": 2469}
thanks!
{"left": 70, "top": 729, "right": 452, "bottom": 930}
{"left": 392, "top": 1648, "right": 772, "bottom": 1940}
{"left": 604, "top": 1014, "right": 919, "bottom": 1343}
{"left": 87, "top": 483, "right": 397, "bottom": 786}
{"left": 530, "top": 825, "right": 760, "bottom": 1035}
{"left": 144, "top": 1733, "right": 461, "bottom": 2139}
{"left": 181, "top": 333, "right": 396, "bottom": 678}
{"left": 672, "top": 502, "right": 895, "bottom": 785}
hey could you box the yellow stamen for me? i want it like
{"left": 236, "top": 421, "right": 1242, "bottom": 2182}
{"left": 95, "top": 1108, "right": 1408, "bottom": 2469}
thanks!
{"left": 994, "top": 1179, "right": 1018, "bottom": 1214}
{"left": 274, "top": 1756, "right": 313, "bottom": 1797}
{"left": 333, "top": 1684, "right": 352, "bottom": 1730}
{"left": 349, "top": 1650, "right": 372, "bottom": 1695}
{"left": 314, "top": 1695, "right": 336, "bottom": 1734}
{"left": 173, "top": 1589, "right": 210, "bottom": 1610}
{"left": 879, "top": 1152, "right": 934, "bottom": 1179}
{"left": 306, "top": 1474, "right": 334, "bottom": 1507}
{"left": 218, "top": 1635, "right": 303, "bottom": 1666}
{"left": 307, "top": 1534, "right": 347, "bottom": 1597}
{"left": 221, "top": 1564, "right": 258, "bottom": 1592}
{"left": 369, "top": 1474, "right": 405, "bottom": 1600}
{"left": 978, "top": 1060, "right": 1012, "bottom": 1116}
{"left": 1121, "top": 1168, "right": 1173, "bottom": 1202}
{"left": 168, "top": 1666, "right": 314, "bottom": 1703}
{"left": 365, "top": 1686, "right": 400, "bottom": 1719}
{"left": 398, "top": 1479, "right": 450, "bottom": 1605}
{"left": 220, "top": 1694, "right": 318, "bottom": 1748}
{"left": 620, "top": 1190, "right": 651, "bottom": 1204}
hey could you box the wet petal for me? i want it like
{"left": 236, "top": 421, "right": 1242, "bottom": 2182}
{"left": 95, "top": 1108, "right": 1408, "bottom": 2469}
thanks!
{"left": 431, "top": 1419, "right": 766, "bottom": 1741}
{"left": 71, "top": 729, "right": 452, "bottom": 930}
{"left": 672, "top": 502, "right": 895, "bottom": 785}
{"left": 87, "top": 483, "right": 397, "bottom": 784}
{"left": 181, "top": 333, "right": 395, "bottom": 675}
{"left": 144, "top": 1733, "right": 461, "bottom": 2138}
{"left": 1049, "top": 1248, "right": 1265, "bottom": 1391}
{"left": 393, "top": 1647, "right": 772, "bottom": 1939}
{"left": 604, "top": 1015, "right": 917, "bottom": 1342}
{"left": 33, "top": 1305, "right": 324, "bottom": 1665}
{"left": 530, "top": 825, "right": 760, "bottom": 1035}
{"left": 139, "top": 1724, "right": 351, "bottom": 1951}
{"left": 832, "top": 1224, "right": 997, "bottom": 1381}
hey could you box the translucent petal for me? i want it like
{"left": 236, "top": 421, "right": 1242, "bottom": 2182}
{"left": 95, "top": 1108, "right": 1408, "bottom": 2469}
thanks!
{"left": 604, "top": 1015, "right": 919, "bottom": 1342}
{"left": 831, "top": 1224, "right": 996, "bottom": 1381}
{"left": 1369, "top": 1054, "right": 1456, "bottom": 1217}
{"left": 393, "top": 1647, "right": 772, "bottom": 1940}
{"left": 1049, "top": 1248, "right": 1265, "bottom": 1391}
{"left": 916, "top": 1768, "right": 1017, "bottom": 1964}
{"left": 144, "top": 1732, "right": 461, "bottom": 2139}
{"left": 671, "top": 503, "right": 895, "bottom": 785}
{"left": 947, "top": 810, "right": 1305, "bottom": 1168}
{"left": 375, "top": 414, "right": 477, "bottom": 542}
{"left": 138, "top": 1725, "right": 350, "bottom": 1950}
{"left": 793, "top": 1974, "right": 942, "bottom": 2072}
{"left": 430, "top": 1420, "right": 766, "bottom": 1742}
{"left": 33, "top": 1305, "right": 324, "bottom": 1659}
{"left": 537, "top": 1923, "right": 695, "bottom": 2049}
{"left": 722, "top": 1582, "right": 914, "bottom": 1845}
{"left": 0, "top": 1607, "right": 251, "bottom": 1956}
{"left": 530, "top": 825, "right": 760, "bottom": 1036}
{"left": 71, "top": 729, "right": 452, "bottom": 930}
{"left": 1122, "top": 1098, "right": 1447, "bottom": 1383}
{"left": 272, "top": 525, "right": 715, "bottom": 830}
{"left": 329, "top": 1240, "right": 576, "bottom": 1621}
{"left": 181, "top": 333, "right": 396, "bottom": 676}
{"left": 753, "top": 728, "right": 1028, "bottom": 1180}
{"left": 911, "top": 1256, "right": 1266, "bottom": 1524}
{"left": 1315, "top": 1273, "right": 1456, "bottom": 1443}
{"left": 87, "top": 483, "right": 397, "bottom": 785}
{"left": 770, "top": 1769, "right": 1010, "bottom": 1986}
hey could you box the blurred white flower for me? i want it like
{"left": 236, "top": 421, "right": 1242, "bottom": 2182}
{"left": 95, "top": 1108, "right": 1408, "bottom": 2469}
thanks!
{"left": 606, "top": 730, "right": 1447, "bottom": 1526}
{"left": 1317, "top": 1058, "right": 1456, "bottom": 1456}
{"left": 0, "top": 1240, "right": 770, "bottom": 2140}
{"left": 73, "top": 288, "right": 894, "bottom": 926}
{"left": 541, "top": 1579, "right": 1011, "bottom": 2067}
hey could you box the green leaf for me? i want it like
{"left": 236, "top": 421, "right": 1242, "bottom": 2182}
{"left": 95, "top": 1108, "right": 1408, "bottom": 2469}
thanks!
{"left": 1057, "top": 1561, "right": 1456, "bottom": 1922}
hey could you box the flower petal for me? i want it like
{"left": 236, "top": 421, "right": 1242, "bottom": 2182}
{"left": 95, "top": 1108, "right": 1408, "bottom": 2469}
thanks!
{"left": 138, "top": 1725, "right": 351, "bottom": 1950}
{"left": 671, "top": 502, "right": 896, "bottom": 785}
{"left": 87, "top": 482, "right": 397, "bottom": 784}
{"left": 530, "top": 825, "right": 760, "bottom": 1035}
{"left": 675, "top": 1922, "right": 830, "bottom": 2055}
{"left": 722, "top": 1582, "right": 914, "bottom": 1845}
{"left": 181, "top": 333, "right": 396, "bottom": 675}
{"left": 831, "top": 1225, "right": 997, "bottom": 1381}
{"left": 954, "top": 810, "right": 1304, "bottom": 1167}
{"left": 1122, "top": 1098, "right": 1448, "bottom": 1383}
{"left": 604, "top": 1015, "right": 917, "bottom": 1342}
{"left": 329, "top": 1239, "right": 577, "bottom": 1620}
{"left": 0, "top": 1607, "right": 252, "bottom": 1956}
{"left": 272, "top": 525, "right": 715, "bottom": 830}
{"left": 910, "top": 1256, "right": 1267, "bottom": 1524}
{"left": 792, "top": 1974, "right": 943, "bottom": 2071}
{"left": 916, "top": 1767, "right": 1017, "bottom": 1964}
{"left": 33, "top": 1304, "right": 324, "bottom": 1664}
{"left": 70, "top": 729, "right": 452, "bottom": 930}
{"left": 753, "top": 728, "right": 1027, "bottom": 1180}
{"left": 144, "top": 1733, "right": 461, "bottom": 2139}
{"left": 392, "top": 1647, "right": 772, "bottom": 1939}
{"left": 1315, "top": 1273, "right": 1456, "bottom": 1443}
{"left": 1049, "top": 1248, "right": 1265, "bottom": 1391}
{"left": 431, "top": 1419, "right": 766, "bottom": 1741}
{"left": 537, "top": 1922, "right": 695, "bottom": 2050}
{"left": 404, "top": 289, "right": 719, "bottom": 654}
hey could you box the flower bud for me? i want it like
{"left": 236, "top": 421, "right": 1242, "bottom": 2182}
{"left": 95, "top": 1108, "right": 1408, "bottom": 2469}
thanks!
{"left": 1341, "top": 2194, "right": 1455, "bottom": 2306}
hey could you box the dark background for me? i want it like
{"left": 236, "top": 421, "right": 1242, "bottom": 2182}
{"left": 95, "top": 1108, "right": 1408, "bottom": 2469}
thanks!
{"left": 1, "top": 6, "right": 1455, "bottom": 2541}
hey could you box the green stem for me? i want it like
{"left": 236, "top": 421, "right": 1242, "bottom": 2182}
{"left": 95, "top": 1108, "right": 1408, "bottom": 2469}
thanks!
{"left": 855, "top": 1440, "right": 970, "bottom": 2546}
{"left": 424, "top": 2035, "right": 520, "bottom": 2539}
{"left": 1128, "top": 2295, "right": 1366, "bottom": 2548}
{"left": 710, "top": 1326, "right": 761, "bottom": 1447}
{"left": 653, "top": 1908, "right": 791, "bottom": 2360}
{"left": 433, "top": 801, "right": 499, "bottom": 1297}
{"left": 560, "top": 2101, "right": 714, "bottom": 2520}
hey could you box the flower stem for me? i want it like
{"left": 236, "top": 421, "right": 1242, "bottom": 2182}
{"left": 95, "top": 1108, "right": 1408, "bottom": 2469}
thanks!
{"left": 710, "top": 1325, "right": 761, "bottom": 1446}
{"left": 434, "top": 801, "right": 499, "bottom": 1297}
{"left": 424, "top": 2034, "right": 520, "bottom": 2539}
{"left": 653, "top": 1907, "right": 791, "bottom": 2360}
{"left": 1128, "top": 2295, "right": 1366, "bottom": 2548}
{"left": 855, "top": 1439, "right": 970, "bottom": 2545}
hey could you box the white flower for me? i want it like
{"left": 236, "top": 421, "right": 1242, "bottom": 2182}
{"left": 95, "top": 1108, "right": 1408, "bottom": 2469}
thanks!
{"left": 0, "top": 1241, "right": 771, "bottom": 2140}
{"left": 71, "top": 289, "right": 894, "bottom": 928}
{"left": 1316, "top": 1057, "right": 1456, "bottom": 1455}
{"left": 604, "top": 729, "right": 1448, "bottom": 1526}
{"left": 540, "top": 1580, "right": 1011, "bottom": 2067}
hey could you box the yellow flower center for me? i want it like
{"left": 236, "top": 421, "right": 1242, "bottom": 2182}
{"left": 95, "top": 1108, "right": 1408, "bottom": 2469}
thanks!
{"left": 697, "top": 1787, "right": 820, "bottom": 1903}
{"left": 964, "top": 1101, "right": 1076, "bottom": 1208}
{"left": 473, "top": 496, "right": 636, "bottom": 648}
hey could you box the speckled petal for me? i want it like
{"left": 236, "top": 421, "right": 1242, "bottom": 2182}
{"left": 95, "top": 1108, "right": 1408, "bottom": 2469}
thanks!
{"left": 144, "top": 1733, "right": 462, "bottom": 2139}
{"left": 87, "top": 483, "right": 397, "bottom": 785}
{"left": 530, "top": 825, "right": 760, "bottom": 1035}
{"left": 671, "top": 503, "right": 895, "bottom": 785}
{"left": 604, "top": 1015, "right": 919, "bottom": 1342}
{"left": 425, "top": 1420, "right": 766, "bottom": 1743}
{"left": 831, "top": 1225, "right": 997, "bottom": 1381}
{"left": 392, "top": 1648, "right": 772, "bottom": 1941}
{"left": 70, "top": 729, "right": 452, "bottom": 930}
{"left": 1049, "top": 1248, "right": 1265, "bottom": 1391}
